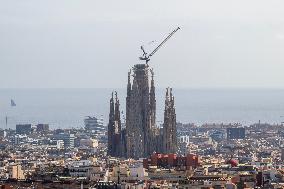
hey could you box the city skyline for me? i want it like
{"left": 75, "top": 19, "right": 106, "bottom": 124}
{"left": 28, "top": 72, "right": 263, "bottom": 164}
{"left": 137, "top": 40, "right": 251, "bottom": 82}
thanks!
{"left": 1, "top": 1, "right": 284, "bottom": 188}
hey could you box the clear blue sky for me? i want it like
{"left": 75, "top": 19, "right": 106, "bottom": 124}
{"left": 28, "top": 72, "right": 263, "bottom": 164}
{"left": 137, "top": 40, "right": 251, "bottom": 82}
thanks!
{"left": 1, "top": 0, "right": 284, "bottom": 88}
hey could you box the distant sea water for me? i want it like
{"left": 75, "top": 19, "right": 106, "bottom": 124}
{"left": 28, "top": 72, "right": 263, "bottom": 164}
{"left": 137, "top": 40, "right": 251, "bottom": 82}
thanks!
{"left": 1, "top": 88, "right": 284, "bottom": 129}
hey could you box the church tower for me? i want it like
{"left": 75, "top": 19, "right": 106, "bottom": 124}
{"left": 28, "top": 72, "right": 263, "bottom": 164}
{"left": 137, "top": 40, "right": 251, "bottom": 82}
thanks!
{"left": 162, "top": 88, "right": 177, "bottom": 154}
{"left": 107, "top": 92, "right": 115, "bottom": 156}
{"left": 126, "top": 64, "right": 156, "bottom": 159}
{"left": 108, "top": 64, "right": 178, "bottom": 158}
{"left": 107, "top": 92, "right": 122, "bottom": 157}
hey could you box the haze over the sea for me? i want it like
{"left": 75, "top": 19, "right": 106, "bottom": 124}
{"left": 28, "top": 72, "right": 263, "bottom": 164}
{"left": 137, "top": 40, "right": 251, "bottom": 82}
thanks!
{"left": 1, "top": 88, "right": 284, "bottom": 129}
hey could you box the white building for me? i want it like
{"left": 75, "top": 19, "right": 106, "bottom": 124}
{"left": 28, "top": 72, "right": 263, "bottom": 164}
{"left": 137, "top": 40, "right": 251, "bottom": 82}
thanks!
{"left": 68, "top": 160, "right": 93, "bottom": 179}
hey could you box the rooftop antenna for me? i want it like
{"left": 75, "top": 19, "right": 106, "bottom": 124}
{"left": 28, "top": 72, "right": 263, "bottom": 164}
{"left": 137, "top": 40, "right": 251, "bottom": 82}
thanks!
{"left": 139, "top": 27, "right": 180, "bottom": 64}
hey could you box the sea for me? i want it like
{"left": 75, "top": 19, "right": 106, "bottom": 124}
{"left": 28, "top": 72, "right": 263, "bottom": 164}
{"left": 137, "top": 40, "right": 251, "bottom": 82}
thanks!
{"left": 1, "top": 88, "right": 284, "bottom": 129}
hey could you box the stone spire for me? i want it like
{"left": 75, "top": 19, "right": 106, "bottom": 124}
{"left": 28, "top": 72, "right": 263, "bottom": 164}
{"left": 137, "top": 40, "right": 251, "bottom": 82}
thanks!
{"left": 114, "top": 91, "right": 121, "bottom": 134}
{"left": 107, "top": 92, "right": 115, "bottom": 156}
{"left": 162, "top": 88, "right": 177, "bottom": 154}
{"left": 126, "top": 69, "right": 132, "bottom": 158}
{"left": 149, "top": 68, "right": 156, "bottom": 129}
{"left": 108, "top": 91, "right": 122, "bottom": 157}
{"left": 127, "top": 69, "right": 132, "bottom": 98}
{"left": 126, "top": 64, "right": 154, "bottom": 159}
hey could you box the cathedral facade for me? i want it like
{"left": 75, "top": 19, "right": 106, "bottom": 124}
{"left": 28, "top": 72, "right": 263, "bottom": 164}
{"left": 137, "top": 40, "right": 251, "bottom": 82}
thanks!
{"left": 107, "top": 64, "right": 177, "bottom": 158}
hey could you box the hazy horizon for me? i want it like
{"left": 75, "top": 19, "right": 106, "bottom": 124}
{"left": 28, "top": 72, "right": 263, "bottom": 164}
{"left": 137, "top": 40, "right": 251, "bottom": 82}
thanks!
{"left": 2, "top": 88, "right": 284, "bottom": 129}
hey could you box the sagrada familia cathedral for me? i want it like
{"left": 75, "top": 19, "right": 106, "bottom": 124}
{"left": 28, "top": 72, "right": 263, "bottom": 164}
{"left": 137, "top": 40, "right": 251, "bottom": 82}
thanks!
{"left": 108, "top": 64, "right": 177, "bottom": 159}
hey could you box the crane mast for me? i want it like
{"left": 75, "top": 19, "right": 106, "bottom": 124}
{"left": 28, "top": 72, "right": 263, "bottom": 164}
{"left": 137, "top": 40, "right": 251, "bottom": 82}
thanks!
{"left": 139, "top": 27, "right": 180, "bottom": 64}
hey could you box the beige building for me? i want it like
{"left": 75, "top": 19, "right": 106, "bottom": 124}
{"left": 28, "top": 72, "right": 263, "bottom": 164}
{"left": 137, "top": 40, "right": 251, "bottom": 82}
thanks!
{"left": 80, "top": 138, "right": 98, "bottom": 148}
{"left": 8, "top": 164, "right": 25, "bottom": 180}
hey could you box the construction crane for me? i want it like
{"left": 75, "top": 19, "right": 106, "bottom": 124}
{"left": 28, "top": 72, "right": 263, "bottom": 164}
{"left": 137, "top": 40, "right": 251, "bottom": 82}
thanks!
{"left": 139, "top": 27, "right": 180, "bottom": 64}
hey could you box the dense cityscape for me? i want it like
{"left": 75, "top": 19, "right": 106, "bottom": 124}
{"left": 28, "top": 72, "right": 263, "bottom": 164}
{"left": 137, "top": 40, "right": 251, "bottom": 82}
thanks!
{"left": 2, "top": 1, "right": 284, "bottom": 189}
{"left": 1, "top": 63, "right": 284, "bottom": 189}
